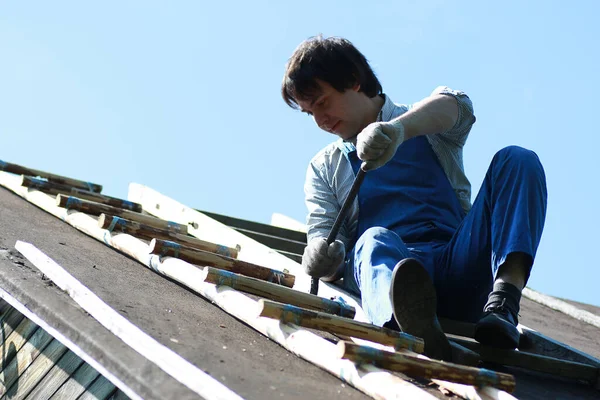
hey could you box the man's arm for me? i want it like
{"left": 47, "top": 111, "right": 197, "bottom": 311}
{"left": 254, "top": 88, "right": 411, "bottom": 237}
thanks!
{"left": 397, "top": 94, "right": 459, "bottom": 141}
{"left": 303, "top": 157, "right": 349, "bottom": 282}
{"left": 357, "top": 88, "right": 474, "bottom": 170}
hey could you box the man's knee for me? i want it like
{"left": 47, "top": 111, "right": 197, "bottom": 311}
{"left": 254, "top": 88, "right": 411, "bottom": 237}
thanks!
{"left": 357, "top": 227, "right": 396, "bottom": 244}
{"left": 494, "top": 146, "right": 541, "bottom": 168}
{"left": 355, "top": 227, "right": 406, "bottom": 257}
{"left": 494, "top": 146, "right": 546, "bottom": 179}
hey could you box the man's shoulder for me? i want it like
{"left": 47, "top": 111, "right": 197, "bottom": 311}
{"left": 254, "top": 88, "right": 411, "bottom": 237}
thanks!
{"left": 380, "top": 94, "right": 410, "bottom": 122}
{"left": 309, "top": 140, "right": 345, "bottom": 167}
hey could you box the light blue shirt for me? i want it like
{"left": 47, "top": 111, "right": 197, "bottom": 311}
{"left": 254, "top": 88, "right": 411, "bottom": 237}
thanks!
{"left": 304, "top": 86, "right": 476, "bottom": 249}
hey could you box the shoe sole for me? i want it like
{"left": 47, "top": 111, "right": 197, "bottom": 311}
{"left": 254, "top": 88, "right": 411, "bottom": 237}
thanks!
{"left": 389, "top": 259, "right": 452, "bottom": 361}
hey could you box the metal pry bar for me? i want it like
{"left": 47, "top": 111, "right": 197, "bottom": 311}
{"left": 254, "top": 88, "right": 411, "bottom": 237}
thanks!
{"left": 310, "top": 168, "right": 366, "bottom": 295}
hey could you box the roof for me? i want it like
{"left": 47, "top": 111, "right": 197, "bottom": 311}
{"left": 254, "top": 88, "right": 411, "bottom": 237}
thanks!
{"left": 0, "top": 180, "right": 369, "bottom": 400}
{"left": 0, "top": 163, "right": 599, "bottom": 400}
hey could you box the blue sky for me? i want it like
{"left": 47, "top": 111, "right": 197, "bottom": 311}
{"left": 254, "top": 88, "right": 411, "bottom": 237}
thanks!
{"left": 1, "top": 1, "right": 599, "bottom": 306}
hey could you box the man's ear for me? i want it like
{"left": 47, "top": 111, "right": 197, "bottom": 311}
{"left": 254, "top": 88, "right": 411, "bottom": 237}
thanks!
{"left": 352, "top": 82, "right": 361, "bottom": 92}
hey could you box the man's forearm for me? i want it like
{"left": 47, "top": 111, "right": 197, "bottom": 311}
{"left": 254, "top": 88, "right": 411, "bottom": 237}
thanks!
{"left": 396, "top": 94, "right": 459, "bottom": 140}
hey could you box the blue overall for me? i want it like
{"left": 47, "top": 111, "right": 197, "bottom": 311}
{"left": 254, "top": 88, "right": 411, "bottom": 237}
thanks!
{"left": 342, "top": 136, "right": 547, "bottom": 326}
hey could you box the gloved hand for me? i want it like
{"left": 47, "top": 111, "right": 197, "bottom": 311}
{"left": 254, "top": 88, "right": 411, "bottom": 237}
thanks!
{"left": 356, "top": 119, "right": 405, "bottom": 171}
{"left": 302, "top": 238, "right": 345, "bottom": 279}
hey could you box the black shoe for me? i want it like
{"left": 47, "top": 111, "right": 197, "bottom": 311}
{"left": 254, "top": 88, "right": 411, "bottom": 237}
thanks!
{"left": 389, "top": 258, "right": 452, "bottom": 361}
{"left": 474, "top": 298, "right": 520, "bottom": 349}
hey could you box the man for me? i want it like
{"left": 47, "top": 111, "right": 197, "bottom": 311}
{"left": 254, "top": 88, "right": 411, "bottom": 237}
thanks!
{"left": 281, "top": 36, "right": 547, "bottom": 360}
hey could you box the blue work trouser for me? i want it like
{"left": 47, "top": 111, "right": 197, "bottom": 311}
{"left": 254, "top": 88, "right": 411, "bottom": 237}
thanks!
{"left": 343, "top": 146, "right": 548, "bottom": 325}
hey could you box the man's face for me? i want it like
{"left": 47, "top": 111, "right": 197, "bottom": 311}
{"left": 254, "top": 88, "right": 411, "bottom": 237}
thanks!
{"left": 296, "top": 80, "right": 371, "bottom": 141}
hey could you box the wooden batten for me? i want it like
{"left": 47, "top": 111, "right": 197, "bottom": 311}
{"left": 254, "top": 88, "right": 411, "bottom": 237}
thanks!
{"left": 338, "top": 341, "right": 516, "bottom": 392}
{"left": 129, "top": 184, "right": 522, "bottom": 399}
{"left": 0, "top": 159, "right": 102, "bottom": 192}
{"left": 99, "top": 215, "right": 237, "bottom": 258}
{"left": 439, "top": 318, "right": 476, "bottom": 338}
{"left": 441, "top": 317, "right": 600, "bottom": 372}
{"left": 150, "top": 239, "right": 292, "bottom": 286}
{"left": 203, "top": 267, "right": 356, "bottom": 318}
{"left": 21, "top": 176, "right": 143, "bottom": 212}
{"left": 56, "top": 195, "right": 188, "bottom": 234}
{"left": 451, "top": 337, "right": 600, "bottom": 384}
{"left": 258, "top": 299, "right": 423, "bottom": 352}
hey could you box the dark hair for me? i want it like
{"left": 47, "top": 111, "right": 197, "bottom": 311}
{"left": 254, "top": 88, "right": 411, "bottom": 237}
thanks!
{"left": 281, "top": 36, "right": 382, "bottom": 109}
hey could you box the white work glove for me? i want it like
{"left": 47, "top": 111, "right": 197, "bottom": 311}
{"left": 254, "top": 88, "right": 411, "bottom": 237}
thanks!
{"left": 302, "top": 238, "right": 345, "bottom": 279}
{"left": 356, "top": 119, "right": 405, "bottom": 171}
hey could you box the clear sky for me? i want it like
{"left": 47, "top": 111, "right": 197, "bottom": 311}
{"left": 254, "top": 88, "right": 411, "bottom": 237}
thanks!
{"left": 1, "top": 1, "right": 599, "bottom": 306}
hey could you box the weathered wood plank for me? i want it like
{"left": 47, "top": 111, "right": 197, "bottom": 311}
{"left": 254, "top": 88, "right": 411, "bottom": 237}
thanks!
{"left": 259, "top": 299, "right": 422, "bottom": 352}
{"left": 49, "top": 363, "right": 100, "bottom": 400}
{"left": 56, "top": 195, "right": 188, "bottom": 235}
{"left": 0, "top": 159, "right": 102, "bottom": 192}
{"left": 77, "top": 375, "right": 116, "bottom": 400}
{"left": 0, "top": 317, "right": 39, "bottom": 372}
{"left": 0, "top": 327, "right": 53, "bottom": 396}
{"left": 23, "top": 350, "right": 84, "bottom": 400}
{"left": 2, "top": 338, "right": 67, "bottom": 399}
{"left": 150, "top": 239, "right": 293, "bottom": 287}
{"left": 21, "top": 176, "right": 142, "bottom": 212}
{"left": 338, "top": 341, "right": 516, "bottom": 392}
{"left": 0, "top": 307, "right": 26, "bottom": 348}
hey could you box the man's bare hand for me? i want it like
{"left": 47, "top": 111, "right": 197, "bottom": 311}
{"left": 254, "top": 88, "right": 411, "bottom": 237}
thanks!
{"left": 302, "top": 238, "right": 345, "bottom": 279}
{"left": 356, "top": 120, "right": 405, "bottom": 171}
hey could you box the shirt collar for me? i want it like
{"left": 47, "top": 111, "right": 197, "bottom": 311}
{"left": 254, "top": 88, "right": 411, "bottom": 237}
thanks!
{"left": 378, "top": 93, "right": 396, "bottom": 123}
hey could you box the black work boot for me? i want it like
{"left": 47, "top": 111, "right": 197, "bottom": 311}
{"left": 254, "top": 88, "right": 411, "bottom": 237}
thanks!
{"left": 474, "top": 282, "right": 521, "bottom": 349}
{"left": 389, "top": 258, "right": 452, "bottom": 361}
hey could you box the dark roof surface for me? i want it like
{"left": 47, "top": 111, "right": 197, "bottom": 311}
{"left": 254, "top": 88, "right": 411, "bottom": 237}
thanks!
{"left": 0, "top": 186, "right": 369, "bottom": 400}
{"left": 1, "top": 185, "right": 599, "bottom": 400}
{"left": 519, "top": 297, "right": 600, "bottom": 360}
